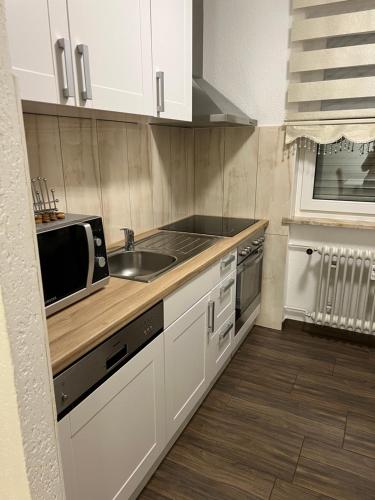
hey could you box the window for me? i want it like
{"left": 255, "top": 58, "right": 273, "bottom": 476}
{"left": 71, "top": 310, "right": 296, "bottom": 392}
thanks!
{"left": 296, "top": 144, "right": 375, "bottom": 218}
{"left": 313, "top": 145, "right": 375, "bottom": 203}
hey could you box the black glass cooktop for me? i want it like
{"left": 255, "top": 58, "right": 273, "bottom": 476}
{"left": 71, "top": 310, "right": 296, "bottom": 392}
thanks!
{"left": 160, "top": 215, "right": 258, "bottom": 237}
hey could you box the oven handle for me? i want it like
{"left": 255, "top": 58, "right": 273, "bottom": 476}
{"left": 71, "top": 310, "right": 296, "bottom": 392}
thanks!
{"left": 77, "top": 223, "right": 95, "bottom": 287}
{"left": 237, "top": 249, "right": 263, "bottom": 274}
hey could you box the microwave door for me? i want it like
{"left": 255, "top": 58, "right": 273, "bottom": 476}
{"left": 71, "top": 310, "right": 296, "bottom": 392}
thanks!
{"left": 38, "top": 224, "right": 92, "bottom": 308}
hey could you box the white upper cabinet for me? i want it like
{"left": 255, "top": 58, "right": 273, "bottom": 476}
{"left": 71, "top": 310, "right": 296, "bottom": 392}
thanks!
{"left": 6, "top": 0, "right": 192, "bottom": 119}
{"left": 66, "top": 0, "right": 153, "bottom": 115}
{"left": 150, "top": 0, "right": 192, "bottom": 121}
{"left": 5, "top": 0, "right": 74, "bottom": 105}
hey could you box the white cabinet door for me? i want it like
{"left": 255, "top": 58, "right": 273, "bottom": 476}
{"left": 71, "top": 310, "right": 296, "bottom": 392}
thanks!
{"left": 151, "top": 0, "right": 192, "bottom": 121}
{"left": 164, "top": 293, "right": 209, "bottom": 440}
{"left": 67, "top": 0, "right": 153, "bottom": 114}
{"left": 5, "top": 0, "right": 74, "bottom": 105}
{"left": 58, "top": 334, "right": 165, "bottom": 500}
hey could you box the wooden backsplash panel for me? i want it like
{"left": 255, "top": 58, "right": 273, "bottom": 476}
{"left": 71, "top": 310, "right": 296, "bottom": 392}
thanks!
{"left": 170, "top": 127, "right": 195, "bottom": 221}
{"left": 194, "top": 128, "right": 225, "bottom": 216}
{"left": 194, "top": 127, "right": 259, "bottom": 220}
{"left": 59, "top": 117, "right": 102, "bottom": 216}
{"left": 223, "top": 127, "right": 259, "bottom": 219}
{"left": 24, "top": 114, "right": 67, "bottom": 213}
{"left": 149, "top": 125, "right": 172, "bottom": 226}
{"left": 23, "top": 115, "right": 195, "bottom": 245}
{"left": 97, "top": 120, "right": 131, "bottom": 244}
{"left": 126, "top": 124, "right": 154, "bottom": 234}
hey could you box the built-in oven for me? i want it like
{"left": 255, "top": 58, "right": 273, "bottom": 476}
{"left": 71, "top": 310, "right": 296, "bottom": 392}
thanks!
{"left": 235, "top": 229, "right": 265, "bottom": 335}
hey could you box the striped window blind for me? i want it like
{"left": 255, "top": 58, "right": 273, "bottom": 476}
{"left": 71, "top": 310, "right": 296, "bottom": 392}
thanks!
{"left": 288, "top": 0, "right": 375, "bottom": 122}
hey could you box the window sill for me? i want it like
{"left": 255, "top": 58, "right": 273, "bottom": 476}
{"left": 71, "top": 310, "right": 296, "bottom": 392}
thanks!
{"left": 282, "top": 216, "right": 375, "bottom": 231}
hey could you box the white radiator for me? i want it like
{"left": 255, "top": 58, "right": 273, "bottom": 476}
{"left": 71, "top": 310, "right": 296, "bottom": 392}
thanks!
{"left": 310, "top": 246, "right": 375, "bottom": 334}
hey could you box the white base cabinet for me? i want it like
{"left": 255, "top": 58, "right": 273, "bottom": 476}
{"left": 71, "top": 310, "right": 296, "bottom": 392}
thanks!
{"left": 58, "top": 250, "right": 248, "bottom": 500}
{"left": 164, "top": 293, "right": 209, "bottom": 441}
{"left": 58, "top": 334, "right": 165, "bottom": 500}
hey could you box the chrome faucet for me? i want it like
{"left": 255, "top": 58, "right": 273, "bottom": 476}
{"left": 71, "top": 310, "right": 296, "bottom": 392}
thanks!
{"left": 121, "top": 227, "right": 135, "bottom": 252}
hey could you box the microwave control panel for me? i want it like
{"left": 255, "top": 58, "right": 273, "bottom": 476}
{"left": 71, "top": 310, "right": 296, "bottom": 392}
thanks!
{"left": 89, "top": 217, "right": 109, "bottom": 283}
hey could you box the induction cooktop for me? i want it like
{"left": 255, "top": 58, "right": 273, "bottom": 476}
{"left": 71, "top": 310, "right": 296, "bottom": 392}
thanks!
{"left": 160, "top": 215, "right": 258, "bottom": 237}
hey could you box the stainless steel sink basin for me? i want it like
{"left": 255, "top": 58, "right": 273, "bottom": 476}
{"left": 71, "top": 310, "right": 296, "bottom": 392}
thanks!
{"left": 109, "top": 250, "right": 177, "bottom": 282}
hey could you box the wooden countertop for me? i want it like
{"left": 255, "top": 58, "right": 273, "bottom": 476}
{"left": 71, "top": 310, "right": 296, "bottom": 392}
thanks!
{"left": 48, "top": 220, "right": 268, "bottom": 375}
{"left": 282, "top": 216, "right": 375, "bottom": 230}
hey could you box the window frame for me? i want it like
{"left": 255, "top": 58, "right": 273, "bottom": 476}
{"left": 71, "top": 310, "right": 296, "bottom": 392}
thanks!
{"left": 296, "top": 148, "right": 375, "bottom": 219}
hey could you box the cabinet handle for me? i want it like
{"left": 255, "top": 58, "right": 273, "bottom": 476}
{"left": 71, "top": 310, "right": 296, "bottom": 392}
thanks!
{"left": 156, "top": 71, "right": 165, "bottom": 113}
{"left": 57, "top": 38, "right": 75, "bottom": 98}
{"left": 221, "top": 254, "right": 236, "bottom": 271}
{"left": 208, "top": 300, "right": 215, "bottom": 334}
{"left": 219, "top": 323, "right": 233, "bottom": 343}
{"left": 220, "top": 278, "right": 235, "bottom": 299}
{"left": 77, "top": 44, "right": 92, "bottom": 101}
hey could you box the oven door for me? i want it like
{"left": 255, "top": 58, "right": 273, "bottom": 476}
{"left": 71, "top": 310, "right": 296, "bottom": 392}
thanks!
{"left": 37, "top": 223, "right": 93, "bottom": 309}
{"left": 235, "top": 248, "right": 263, "bottom": 333}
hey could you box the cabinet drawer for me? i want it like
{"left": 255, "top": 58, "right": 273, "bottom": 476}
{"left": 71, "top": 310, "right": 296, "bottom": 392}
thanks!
{"left": 209, "top": 271, "right": 236, "bottom": 333}
{"left": 164, "top": 250, "right": 237, "bottom": 329}
{"left": 207, "top": 312, "right": 235, "bottom": 384}
{"left": 164, "top": 263, "right": 218, "bottom": 328}
{"left": 218, "top": 250, "right": 237, "bottom": 279}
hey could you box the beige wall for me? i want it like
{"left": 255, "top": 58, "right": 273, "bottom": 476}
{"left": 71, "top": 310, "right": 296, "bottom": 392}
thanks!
{"left": 0, "top": 3, "right": 64, "bottom": 497}
{"left": 25, "top": 114, "right": 293, "bottom": 330}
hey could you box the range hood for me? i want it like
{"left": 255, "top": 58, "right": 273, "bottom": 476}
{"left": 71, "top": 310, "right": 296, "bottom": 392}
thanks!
{"left": 192, "top": 0, "right": 257, "bottom": 127}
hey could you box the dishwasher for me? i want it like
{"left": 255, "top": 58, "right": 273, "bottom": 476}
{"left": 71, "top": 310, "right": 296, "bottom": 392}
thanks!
{"left": 55, "top": 302, "right": 165, "bottom": 500}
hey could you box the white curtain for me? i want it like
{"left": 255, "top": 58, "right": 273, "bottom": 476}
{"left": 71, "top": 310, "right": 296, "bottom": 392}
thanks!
{"left": 285, "top": 124, "right": 375, "bottom": 146}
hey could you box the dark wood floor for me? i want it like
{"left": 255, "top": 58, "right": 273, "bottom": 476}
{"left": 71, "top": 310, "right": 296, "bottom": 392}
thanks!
{"left": 139, "top": 323, "right": 375, "bottom": 500}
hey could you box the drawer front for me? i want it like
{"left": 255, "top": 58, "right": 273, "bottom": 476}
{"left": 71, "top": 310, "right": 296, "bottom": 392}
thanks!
{"left": 164, "top": 250, "right": 237, "bottom": 329}
{"left": 207, "top": 312, "right": 235, "bottom": 384}
{"left": 218, "top": 250, "right": 237, "bottom": 279}
{"left": 164, "top": 263, "right": 218, "bottom": 328}
{"left": 209, "top": 271, "right": 236, "bottom": 333}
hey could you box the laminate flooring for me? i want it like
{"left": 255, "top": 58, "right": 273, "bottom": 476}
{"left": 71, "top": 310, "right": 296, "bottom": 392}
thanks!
{"left": 139, "top": 323, "right": 375, "bottom": 500}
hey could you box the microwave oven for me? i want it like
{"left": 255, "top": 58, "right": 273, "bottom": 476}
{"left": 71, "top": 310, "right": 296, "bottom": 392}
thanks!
{"left": 36, "top": 214, "right": 110, "bottom": 317}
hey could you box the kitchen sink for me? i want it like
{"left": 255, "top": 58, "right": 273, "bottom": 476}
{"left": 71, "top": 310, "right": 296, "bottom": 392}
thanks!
{"left": 109, "top": 231, "right": 221, "bottom": 282}
{"left": 109, "top": 250, "right": 177, "bottom": 282}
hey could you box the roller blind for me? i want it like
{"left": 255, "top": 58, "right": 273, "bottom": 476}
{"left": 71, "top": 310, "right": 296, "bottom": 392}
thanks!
{"left": 287, "top": 1, "right": 375, "bottom": 122}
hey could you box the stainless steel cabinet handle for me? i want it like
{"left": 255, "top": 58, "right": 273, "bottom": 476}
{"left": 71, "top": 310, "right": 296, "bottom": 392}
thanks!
{"left": 219, "top": 322, "right": 233, "bottom": 343}
{"left": 57, "top": 38, "right": 75, "bottom": 98}
{"left": 221, "top": 254, "right": 236, "bottom": 271}
{"left": 156, "top": 71, "right": 165, "bottom": 113}
{"left": 77, "top": 44, "right": 92, "bottom": 101}
{"left": 220, "top": 278, "right": 235, "bottom": 299}
{"left": 208, "top": 300, "right": 215, "bottom": 334}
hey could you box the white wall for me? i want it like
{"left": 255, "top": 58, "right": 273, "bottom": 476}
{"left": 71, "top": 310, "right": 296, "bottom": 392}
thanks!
{"left": 0, "top": 1, "right": 64, "bottom": 497}
{"left": 203, "top": 0, "right": 290, "bottom": 126}
{"left": 285, "top": 225, "right": 375, "bottom": 322}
